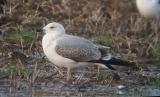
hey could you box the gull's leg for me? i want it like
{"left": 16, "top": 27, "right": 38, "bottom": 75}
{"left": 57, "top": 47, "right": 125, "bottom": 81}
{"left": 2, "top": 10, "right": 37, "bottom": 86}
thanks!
{"left": 67, "top": 68, "right": 72, "bottom": 81}
{"left": 54, "top": 66, "right": 64, "bottom": 77}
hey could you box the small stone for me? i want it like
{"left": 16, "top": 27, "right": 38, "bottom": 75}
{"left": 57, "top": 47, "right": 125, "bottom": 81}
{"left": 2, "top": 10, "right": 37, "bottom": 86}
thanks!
{"left": 117, "top": 85, "right": 126, "bottom": 89}
{"left": 117, "top": 90, "right": 125, "bottom": 95}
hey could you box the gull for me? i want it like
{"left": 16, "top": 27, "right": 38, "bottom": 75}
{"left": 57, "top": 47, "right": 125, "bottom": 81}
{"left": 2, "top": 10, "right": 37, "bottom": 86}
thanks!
{"left": 42, "top": 22, "right": 136, "bottom": 81}
{"left": 136, "top": 0, "right": 160, "bottom": 18}
{"left": 136, "top": 0, "right": 160, "bottom": 39}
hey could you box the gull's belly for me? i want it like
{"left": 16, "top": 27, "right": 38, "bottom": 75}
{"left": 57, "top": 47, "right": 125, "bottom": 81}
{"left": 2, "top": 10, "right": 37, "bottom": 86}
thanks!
{"left": 42, "top": 35, "right": 93, "bottom": 69}
{"left": 43, "top": 43, "right": 78, "bottom": 68}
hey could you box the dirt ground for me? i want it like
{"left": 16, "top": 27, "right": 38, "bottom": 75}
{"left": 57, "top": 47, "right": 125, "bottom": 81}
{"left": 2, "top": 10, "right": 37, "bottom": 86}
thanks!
{"left": 0, "top": 0, "right": 160, "bottom": 63}
{"left": 0, "top": 0, "right": 160, "bottom": 97}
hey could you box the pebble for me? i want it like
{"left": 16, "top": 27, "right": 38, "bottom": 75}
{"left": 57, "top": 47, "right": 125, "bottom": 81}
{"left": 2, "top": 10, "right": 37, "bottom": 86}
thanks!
{"left": 117, "top": 90, "right": 125, "bottom": 95}
{"left": 117, "top": 85, "right": 126, "bottom": 90}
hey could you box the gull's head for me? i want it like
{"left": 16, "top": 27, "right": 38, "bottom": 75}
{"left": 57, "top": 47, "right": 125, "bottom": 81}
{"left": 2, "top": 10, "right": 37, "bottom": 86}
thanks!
{"left": 43, "top": 22, "right": 65, "bottom": 34}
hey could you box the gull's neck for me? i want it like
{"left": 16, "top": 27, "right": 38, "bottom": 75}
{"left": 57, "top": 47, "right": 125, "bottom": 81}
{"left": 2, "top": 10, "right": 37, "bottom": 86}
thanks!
{"left": 42, "top": 28, "right": 65, "bottom": 49}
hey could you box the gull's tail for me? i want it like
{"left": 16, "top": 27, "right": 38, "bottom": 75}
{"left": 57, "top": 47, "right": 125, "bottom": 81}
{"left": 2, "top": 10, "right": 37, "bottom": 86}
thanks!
{"left": 90, "top": 46, "right": 138, "bottom": 70}
{"left": 90, "top": 57, "right": 137, "bottom": 70}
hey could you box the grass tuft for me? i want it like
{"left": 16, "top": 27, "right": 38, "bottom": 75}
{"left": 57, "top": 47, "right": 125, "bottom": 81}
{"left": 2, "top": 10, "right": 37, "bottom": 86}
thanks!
{"left": 18, "top": 32, "right": 33, "bottom": 42}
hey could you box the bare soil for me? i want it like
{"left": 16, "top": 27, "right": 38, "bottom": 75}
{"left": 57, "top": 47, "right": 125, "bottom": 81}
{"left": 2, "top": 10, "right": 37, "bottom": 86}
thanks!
{"left": 0, "top": 0, "right": 160, "bottom": 97}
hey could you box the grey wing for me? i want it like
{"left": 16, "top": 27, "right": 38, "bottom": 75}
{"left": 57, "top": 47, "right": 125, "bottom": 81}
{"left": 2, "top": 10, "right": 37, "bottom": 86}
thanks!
{"left": 55, "top": 35, "right": 102, "bottom": 62}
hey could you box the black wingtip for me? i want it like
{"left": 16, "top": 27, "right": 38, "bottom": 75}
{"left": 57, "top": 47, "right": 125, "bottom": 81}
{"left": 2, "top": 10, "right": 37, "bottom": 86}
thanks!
{"left": 89, "top": 60, "right": 116, "bottom": 70}
{"left": 105, "top": 57, "right": 136, "bottom": 67}
{"left": 89, "top": 57, "right": 138, "bottom": 70}
{"left": 105, "top": 64, "right": 116, "bottom": 70}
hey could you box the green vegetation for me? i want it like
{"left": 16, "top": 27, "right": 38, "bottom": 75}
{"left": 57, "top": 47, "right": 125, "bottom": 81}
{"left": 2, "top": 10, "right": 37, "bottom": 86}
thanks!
{"left": 143, "top": 77, "right": 160, "bottom": 87}
{"left": 18, "top": 32, "right": 33, "bottom": 42}
{"left": 27, "top": 19, "right": 42, "bottom": 28}
{"left": 92, "top": 33, "right": 112, "bottom": 46}
{"left": 152, "top": 46, "right": 160, "bottom": 65}
{"left": 98, "top": 68, "right": 111, "bottom": 80}
{"left": 0, "top": 64, "right": 31, "bottom": 79}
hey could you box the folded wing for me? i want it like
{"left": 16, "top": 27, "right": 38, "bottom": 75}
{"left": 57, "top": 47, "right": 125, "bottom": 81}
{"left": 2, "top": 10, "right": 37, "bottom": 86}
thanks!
{"left": 55, "top": 35, "right": 102, "bottom": 62}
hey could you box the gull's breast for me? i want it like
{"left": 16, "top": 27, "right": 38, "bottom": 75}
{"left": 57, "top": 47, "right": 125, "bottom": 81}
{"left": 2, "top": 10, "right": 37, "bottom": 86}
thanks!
{"left": 43, "top": 40, "right": 77, "bottom": 68}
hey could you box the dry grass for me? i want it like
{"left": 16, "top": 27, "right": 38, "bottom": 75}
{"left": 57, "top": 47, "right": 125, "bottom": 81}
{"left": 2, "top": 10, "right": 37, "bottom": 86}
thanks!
{"left": 1, "top": 0, "right": 159, "bottom": 64}
{"left": 0, "top": 0, "right": 160, "bottom": 85}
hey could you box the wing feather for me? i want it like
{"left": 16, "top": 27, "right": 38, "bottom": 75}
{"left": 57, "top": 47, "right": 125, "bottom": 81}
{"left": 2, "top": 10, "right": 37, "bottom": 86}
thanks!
{"left": 55, "top": 35, "right": 101, "bottom": 62}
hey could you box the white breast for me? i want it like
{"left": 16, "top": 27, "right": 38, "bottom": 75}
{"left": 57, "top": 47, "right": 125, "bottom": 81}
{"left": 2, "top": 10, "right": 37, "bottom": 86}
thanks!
{"left": 42, "top": 34, "right": 77, "bottom": 68}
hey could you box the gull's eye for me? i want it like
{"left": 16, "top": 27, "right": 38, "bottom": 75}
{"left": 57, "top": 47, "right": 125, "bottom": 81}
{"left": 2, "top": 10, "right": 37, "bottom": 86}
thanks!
{"left": 50, "top": 26, "right": 54, "bottom": 29}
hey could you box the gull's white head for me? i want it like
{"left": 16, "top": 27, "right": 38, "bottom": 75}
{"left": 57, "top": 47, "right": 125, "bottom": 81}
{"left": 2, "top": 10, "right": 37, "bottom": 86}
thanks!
{"left": 43, "top": 22, "right": 65, "bottom": 34}
{"left": 136, "top": 0, "right": 160, "bottom": 18}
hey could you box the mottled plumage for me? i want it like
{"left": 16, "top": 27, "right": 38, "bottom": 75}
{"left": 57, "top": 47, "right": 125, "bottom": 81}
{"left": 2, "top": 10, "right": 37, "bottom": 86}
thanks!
{"left": 42, "top": 22, "right": 137, "bottom": 81}
{"left": 55, "top": 35, "right": 101, "bottom": 62}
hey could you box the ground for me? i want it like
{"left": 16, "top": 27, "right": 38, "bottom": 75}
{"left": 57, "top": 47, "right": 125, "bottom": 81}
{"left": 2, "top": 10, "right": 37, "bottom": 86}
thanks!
{"left": 0, "top": 0, "right": 160, "bottom": 97}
